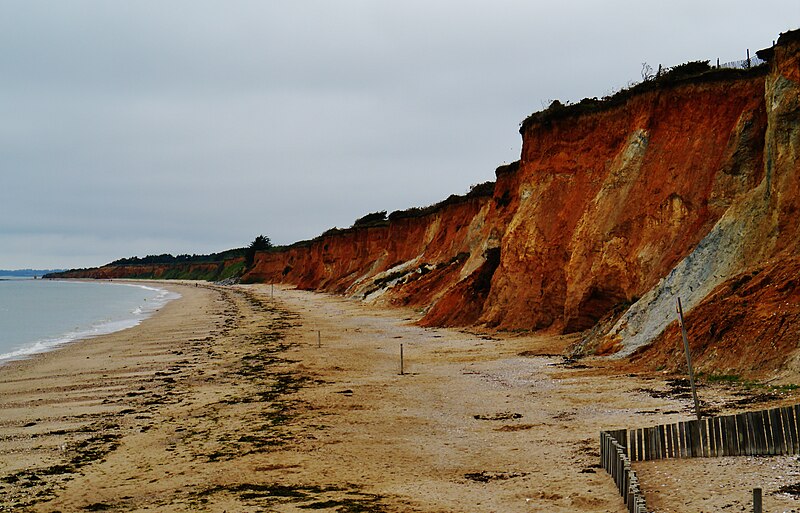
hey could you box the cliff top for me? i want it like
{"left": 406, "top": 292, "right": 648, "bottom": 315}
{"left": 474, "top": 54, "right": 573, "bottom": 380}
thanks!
{"left": 387, "top": 180, "right": 495, "bottom": 221}
{"left": 519, "top": 58, "right": 768, "bottom": 135}
{"left": 757, "top": 27, "right": 800, "bottom": 61}
{"left": 521, "top": 28, "right": 800, "bottom": 134}
{"left": 276, "top": 180, "right": 497, "bottom": 252}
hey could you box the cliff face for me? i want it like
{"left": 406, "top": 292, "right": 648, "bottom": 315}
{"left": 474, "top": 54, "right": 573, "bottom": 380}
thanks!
{"left": 60, "top": 30, "right": 800, "bottom": 376}
{"left": 244, "top": 57, "right": 773, "bottom": 338}
{"left": 482, "top": 77, "right": 766, "bottom": 333}
{"left": 619, "top": 31, "right": 800, "bottom": 375}
{"left": 628, "top": 257, "right": 800, "bottom": 376}
{"left": 243, "top": 189, "right": 508, "bottom": 326}
{"left": 244, "top": 31, "right": 800, "bottom": 376}
{"left": 53, "top": 258, "right": 245, "bottom": 281}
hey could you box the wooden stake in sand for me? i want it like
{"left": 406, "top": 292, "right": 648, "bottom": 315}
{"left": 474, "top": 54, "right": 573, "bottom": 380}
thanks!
{"left": 271, "top": 284, "right": 274, "bottom": 298}
{"left": 677, "top": 297, "right": 702, "bottom": 421}
{"left": 318, "top": 330, "right": 321, "bottom": 348}
{"left": 753, "top": 487, "right": 762, "bottom": 513}
{"left": 400, "top": 344, "right": 404, "bottom": 375}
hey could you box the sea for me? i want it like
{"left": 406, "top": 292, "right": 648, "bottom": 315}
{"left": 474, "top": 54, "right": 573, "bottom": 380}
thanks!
{"left": 0, "top": 278, "right": 180, "bottom": 365}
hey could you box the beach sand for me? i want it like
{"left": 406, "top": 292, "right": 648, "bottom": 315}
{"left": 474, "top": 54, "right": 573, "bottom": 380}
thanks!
{"left": 2, "top": 283, "right": 800, "bottom": 512}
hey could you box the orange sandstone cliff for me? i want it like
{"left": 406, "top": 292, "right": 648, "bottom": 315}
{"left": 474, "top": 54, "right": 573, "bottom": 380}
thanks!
{"left": 244, "top": 34, "right": 791, "bottom": 346}
{"left": 247, "top": 64, "right": 768, "bottom": 337}
{"left": 243, "top": 185, "right": 506, "bottom": 327}
{"left": 52, "top": 258, "right": 245, "bottom": 281}
{"left": 244, "top": 30, "right": 800, "bottom": 375}
{"left": 620, "top": 30, "right": 800, "bottom": 376}
{"left": 60, "top": 30, "right": 800, "bottom": 376}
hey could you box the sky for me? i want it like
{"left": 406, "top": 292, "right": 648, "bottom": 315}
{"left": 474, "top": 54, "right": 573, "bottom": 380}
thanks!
{"left": 2, "top": 1, "right": 798, "bottom": 269}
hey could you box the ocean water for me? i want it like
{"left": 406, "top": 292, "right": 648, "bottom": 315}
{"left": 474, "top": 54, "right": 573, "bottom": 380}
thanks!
{"left": 0, "top": 279, "right": 180, "bottom": 365}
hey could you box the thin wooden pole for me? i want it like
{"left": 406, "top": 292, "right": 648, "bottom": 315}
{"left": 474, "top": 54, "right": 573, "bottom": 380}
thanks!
{"left": 317, "top": 330, "right": 321, "bottom": 348}
{"left": 753, "top": 487, "right": 762, "bottom": 513}
{"left": 677, "top": 297, "right": 702, "bottom": 420}
{"left": 400, "top": 344, "right": 404, "bottom": 375}
{"left": 271, "top": 283, "right": 274, "bottom": 298}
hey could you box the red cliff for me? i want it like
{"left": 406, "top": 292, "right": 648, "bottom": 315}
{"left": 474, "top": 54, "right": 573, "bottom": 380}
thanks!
{"left": 61, "top": 30, "right": 800, "bottom": 377}
{"left": 612, "top": 30, "right": 800, "bottom": 376}
{"left": 482, "top": 73, "right": 766, "bottom": 333}
{"left": 244, "top": 38, "right": 780, "bottom": 345}
{"left": 52, "top": 258, "right": 244, "bottom": 282}
{"left": 243, "top": 184, "right": 507, "bottom": 326}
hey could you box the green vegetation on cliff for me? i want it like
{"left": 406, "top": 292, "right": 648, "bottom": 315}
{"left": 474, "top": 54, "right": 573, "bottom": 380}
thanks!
{"left": 109, "top": 248, "right": 246, "bottom": 266}
{"left": 520, "top": 58, "right": 768, "bottom": 133}
{"left": 44, "top": 247, "right": 249, "bottom": 282}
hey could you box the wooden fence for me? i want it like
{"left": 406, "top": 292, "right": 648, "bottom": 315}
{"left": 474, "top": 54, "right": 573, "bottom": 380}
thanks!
{"left": 601, "top": 430, "right": 647, "bottom": 513}
{"left": 615, "top": 404, "right": 800, "bottom": 461}
{"left": 601, "top": 404, "right": 800, "bottom": 511}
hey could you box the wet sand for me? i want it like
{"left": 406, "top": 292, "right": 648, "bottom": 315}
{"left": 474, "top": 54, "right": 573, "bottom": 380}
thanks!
{"left": 1, "top": 282, "right": 800, "bottom": 512}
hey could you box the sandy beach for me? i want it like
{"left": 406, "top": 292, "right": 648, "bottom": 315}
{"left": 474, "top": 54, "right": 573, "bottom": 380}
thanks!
{"left": 2, "top": 283, "right": 800, "bottom": 512}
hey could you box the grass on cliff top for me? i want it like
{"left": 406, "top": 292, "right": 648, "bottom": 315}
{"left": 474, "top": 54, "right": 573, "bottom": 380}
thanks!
{"left": 276, "top": 181, "right": 498, "bottom": 251}
{"left": 520, "top": 60, "right": 768, "bottom": 133}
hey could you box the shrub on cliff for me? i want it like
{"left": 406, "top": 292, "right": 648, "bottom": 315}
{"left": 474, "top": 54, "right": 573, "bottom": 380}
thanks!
{"left": 245, "top": 235, "right": 272, "bottom": 269}
{"left": 388, "top": 182, "right": 495, "bottom": 222}
{"left": 467, "top": 181, "right": 495, "bottom": 198}
{"left": 519, "top": 58, "right": 764, "bottom": 133}
{"left": 108, "top": 248, "right": 245, "bottom": 266}
{"left": 352, "top": 211, "right": 388, "bottom": 228}
{"left": 662, "top": 60, "right": 711, "bottom": 80}
{"left": 321, "top": 227, "right": 344, "bottom": 237}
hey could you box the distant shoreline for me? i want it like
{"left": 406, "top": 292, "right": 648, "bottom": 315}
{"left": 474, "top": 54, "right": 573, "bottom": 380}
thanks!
{"left": 0, "top": 269, "right": 65, "bottom": 278}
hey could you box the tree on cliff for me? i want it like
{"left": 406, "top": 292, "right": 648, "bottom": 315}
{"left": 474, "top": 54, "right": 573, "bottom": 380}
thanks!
{"left": 245, "top": 235, "right": 272, "bottom": 269}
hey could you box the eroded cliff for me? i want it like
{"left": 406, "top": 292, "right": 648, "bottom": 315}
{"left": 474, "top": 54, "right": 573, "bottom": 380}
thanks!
{"left": 482, "top": 74, "right": 767, "bottom": 334}
{"left": 242, "top": 183, "right": 507, "bottom": 327}
{"left": 244, "top": 38, "right": 780, "bottom": 344}
{"left": 52, "top": 258, "right": 245, "bottom": 282}
{"left": 612, "top": 30, "right": 800, "bottom": 375}
{"left": 58, "top": 30, "right": 800, "bottom": 377}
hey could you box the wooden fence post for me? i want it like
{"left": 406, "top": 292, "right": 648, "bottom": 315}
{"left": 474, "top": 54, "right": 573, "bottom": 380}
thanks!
{"left": 794, "top": 404, "right": 800, "bottom": 452}
{"left": 754, "top": 487, "right": 762, "bottom": 513}
{"left": 709, "top": 418, "right": 718, "bottom": 457}
{"left": 770, "top": 408, "right": 786, "bottom": 454}
{"left": 755, "top": 411, "right": 768, "bottom": 455}
{"left": 637, "top": 428, "right": 644, "bottom": 461}
{"left": 728, "top": 415, "right": 741, "bottom": 456}
{"left": 631, "top": 429, "right": 639, "bottom": 461}
{"left": 671, "top": 423, "right": 680, "bottom": 458}
{"left": 735, "top": 413, "right": 748, "bottom": 456}
{"left": 681, "top": 421, "right": 690, "bottom": 458}
{"left": 677, "top": 297, "right": 702, "bottom": 420}
{"left": 783, "top": 406, "right": 798, "bottom": 454}
{"left": 763, "top": 410, "right": 775, "bottom": 455}
{"left": 699, "top": 419, "right": 709, "bottom": 457}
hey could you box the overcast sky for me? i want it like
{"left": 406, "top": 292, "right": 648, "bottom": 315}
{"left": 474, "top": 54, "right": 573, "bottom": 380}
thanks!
{"left": 1, "top": 1, "right": 797, "bottom": 269}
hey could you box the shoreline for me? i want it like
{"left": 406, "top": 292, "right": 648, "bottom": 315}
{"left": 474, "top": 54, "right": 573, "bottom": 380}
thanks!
{"left": 0, "top": 279, "right": 181, "bottom": 367}
{"left": 0, "top": 281, "right": 217, "bottom": 510}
